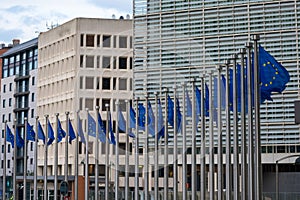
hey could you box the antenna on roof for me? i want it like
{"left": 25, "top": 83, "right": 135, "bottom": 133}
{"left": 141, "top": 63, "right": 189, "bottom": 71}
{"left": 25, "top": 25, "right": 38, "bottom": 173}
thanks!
{"left": 112, "top": 14, "right": 116, "bottom": 19}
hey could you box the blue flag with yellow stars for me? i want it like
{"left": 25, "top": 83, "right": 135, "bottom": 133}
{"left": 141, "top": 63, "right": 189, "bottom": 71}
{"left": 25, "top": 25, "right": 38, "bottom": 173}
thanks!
{"left": 259, "top": 45, "right": 290, "bottom": 102}
{"left": 68, "top": 120, "right": 76, "bottom": 144}
{"left": 6, "top": 125, "right": 15, "bottom": 148}
{"left": 27, "top": 122, "right": 35, "bottom": 142}
{"left": 57, "top": 118, "right": 66, "bottom": 143}
{"left": 47, "top": 121, "right": 55, "bottom": 146}
{"left": 38, "top": 122, "right": 45, "bottom": 144}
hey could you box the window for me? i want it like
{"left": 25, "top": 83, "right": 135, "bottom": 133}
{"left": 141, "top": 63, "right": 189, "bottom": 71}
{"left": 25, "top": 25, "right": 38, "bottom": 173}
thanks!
{"left": 2, "top": 115, "right": 4, "bottom": 123}
{"left": 119, "top": 57, "right": 127, "bottom": 69}
{"left": 32, "top": 76, "right": 35, "bottom": 85}
{"left": 85, "top": 98, "right": 94, "bottom": 110}
{"left": 119, "top": 78, "right": 127, "bottom": 90}
{"left": 9, "top": 83, "right": 12, "bottom": 91}
{"left": 8, "top": 98, "right": 11, "bottom": 107}
{"left": 31, "top": 93, "right": 35, "bottom": 102}
{"left": 85, "top": 77, "right": 94, "bottom": 89}
{"left": 31, "top": 109, "right": 34, "bottom": 118}
{"left": 30, "top": 158, "right": 33, "bottom": 165}
{"left": 119, "top": 36, "right": 127, "bottom": 48}
{"left": 103, "top": 35, "right": 111, "bottom": 47}
{"left": 102, "top": 56, "right": 111, "bottom": 69}
{"left": 80, "top": 34, "right": 84, "bottom": 46}
{"left": 2, "top": 145, "right": 4, "bottom": 153}
{"left": 97, "top": 35, "right": 100, "bottom": 47}
{"left": 86, "top": 34, "right": 95, "bottom": 47}
{"left": 8, "top": 114, "right": 11, "bottom": 122}
{"left": 102, "top": 99, "right": 110, "bottom": 111}
{"left": 102, "top": 78, "right": 111, "bottom": 90}
{"left": 2, "top": 99, "right": 5, "bottom": 108}
{"left": 80, "top": 55, "right": 84, "bottom": 68}
{"left": 7, "top": 160, "right": 10, "bottom": 168}
{"left": 30, "top": 142, "right": 34, "bottom": 151}
{"left": 80, "top": 77, "right": 83, "bottom": 89}
{"left": 3, "top": 85, "right": 6, "bottom": 93}
{"left": 86, "top": 56, "right": 94, "bottom": 68}
{"left": 113, "top": 36, "right": 117, "bottom": 48}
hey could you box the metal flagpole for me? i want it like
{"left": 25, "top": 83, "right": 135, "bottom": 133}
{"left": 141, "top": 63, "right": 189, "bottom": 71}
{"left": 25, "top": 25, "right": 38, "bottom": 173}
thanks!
{"left": 125, "top": 100, "right": 130, "bottom": 200}
{"left": 34, "top": 117, "right": 39, "bottom": 200}
{"left": 75, "top": 112, "right": 79, "bottom": 200}
{"left": 154, "top": 92, "right": 159, "bottom": 200}
{"left": 252, "top": 34, "right": 262, "bottom": 200}
{"left": 105, "top": 104, "right": 110, "bottom": 200}
{"left": 54, "top": 113, "right": 59, "bottom": 200}
{"left": 173, "top": 86, "right": 178, "bottom": 200}
{"left": 95, "top": 106, "right": 100, "bottom": 200}
{"left": 13, "top": 119, "right": 17, "bottom": 200}
{"left": 135, "top": 98, "right": 140, "bottom": 200}
{"left": 44, "top": 115, "right": 49, "bottom": 200}
{"left": 232, "top": 54, "right": 240, "bottom": 200}
{"left": 246, "top": 42, "right": 254, "bottom": 200}
{"left": 217, "top": 65, "right": 223, "bottom": 200}
{"left": 3, "top": 120, "right": 7, "bottom": 200}
{"left": 144, "top": 94, "right": 149, "bottom": 200}
{"left": 181, "top": 84, "right": 187, "bottom": 200}
{"left": 191, "top": 79, "right": 197, "bottom": 200}
{"left": 65, "top": 112, "right": 70, "bottom": 184}
{"left": 239, "top": 48, "right": 247, "bottom": 200}
{"left": 225, "top": 60, "right": 232, "bottom": 200}
{"left": 115, "top": 101, "right": 120, "bottom": 200}
{"left": 208, "top": 72, "right": 215, "bottom": 200}
{"left": 200, "top": 75, "right": 206, "bottom": 200}
{"left": 163, "top": 88, "right": 169, "bottom": 200}
{"left": 85, "top": 109, "right": 89, "bottom": 200}
{"left": 24, "top": 118, "right": 28, "bottom": 200}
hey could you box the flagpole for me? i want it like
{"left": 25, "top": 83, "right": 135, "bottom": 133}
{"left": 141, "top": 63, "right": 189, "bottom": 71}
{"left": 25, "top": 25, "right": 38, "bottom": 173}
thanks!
{"left": 13, "top": 119, "right": 17, "bottom": 200}
{"left": 54, "top": 113, "right": 59, "bottom": 200}
{"left": 239, "top": 48, "right": 247, "bottom": 200}
{"left": 225, "top": 59, "right": 232, "bottom": 200}
{"left": 217, "top": 65, "right": 223, "bottom": 200}
{"left": 75, "top": 111, "right": 79, "bottom": 200}
{"left": 154, "top": 92, "right": 159, "bottom": 200}
{"left": 85, "top": 109, "right": 89, "bottom": 200}
{"left": 192, "top": 78, "right": 198, "bottom": 200}
{"left": 232, "top": 54, "right": 240, "bottom": 200}
{"left": 95, "top": 106, "right": 100, "bottom": 200}
{"left": 3, "top": 120, "right": 7, "bottom": 200}
{"left": 208, "top": 72, "right": 215, "bottom": 200}
{"left": 163, "top": 88, "right": 169, "bottom": 200}
{"left": 200, "top": 75, "right": 206, "bottom": 200}
{"left": 125, "top": 100, "right": 130, "bottom": 200}
{"left": 23, "top": 118, "right": 28, "bottom": 200}
{"left": 115, "top": 101, "right": 120, "bottom": 200}
{"left": 173, "top": 86, "right": 178, "bottom": 200}
{"left": 105, "top": 104, "right": 110, "bottom": 200}
{"left": 34, "top": 117, "right": 39, "bottom": 200}
{"left": 252, "top": 34, "right": 262, "bottom": 200}
{"left": 181, "top": 84, "right": 187, "bottom": 200}
{"left": 246, "top": 42, "right": 254, "bottom": 200}
{"left": 44, "top": 115, "right": 49, "bottom": 200}
{"left": 65, "top": 112, "right": 70, "bottom": 184}
{"left": 144, "top": 94, "right": 149, "bottom": 200}
{"left": 134, "top": 97, "right": 140, "bottom": 200}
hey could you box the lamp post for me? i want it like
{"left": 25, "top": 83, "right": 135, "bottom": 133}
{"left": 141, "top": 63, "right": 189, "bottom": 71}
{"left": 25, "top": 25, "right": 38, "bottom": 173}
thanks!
{"left": 275, "top": 154, "right": 300, "bottom": 200}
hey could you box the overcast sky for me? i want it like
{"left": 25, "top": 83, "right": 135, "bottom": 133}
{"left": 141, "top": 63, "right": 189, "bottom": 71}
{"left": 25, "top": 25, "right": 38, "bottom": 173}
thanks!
{"left": 0, "top": 0, "right": 132, "bottom": 45}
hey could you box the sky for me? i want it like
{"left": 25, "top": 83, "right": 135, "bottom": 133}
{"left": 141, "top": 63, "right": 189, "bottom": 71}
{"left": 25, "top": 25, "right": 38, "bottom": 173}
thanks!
{"left": 0, "top": 0, "right": 132, "bottom": 45}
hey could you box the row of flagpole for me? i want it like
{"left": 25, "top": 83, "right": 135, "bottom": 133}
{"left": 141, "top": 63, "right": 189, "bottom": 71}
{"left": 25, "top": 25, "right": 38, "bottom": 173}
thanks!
{"left": 1, "top": 35, "right": 290, "bottom": 200}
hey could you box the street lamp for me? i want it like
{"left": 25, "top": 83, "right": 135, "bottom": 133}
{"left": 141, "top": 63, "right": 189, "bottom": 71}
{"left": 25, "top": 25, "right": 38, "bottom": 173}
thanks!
{"left": 275, "top": 154, "right": 300, "bottom": 200}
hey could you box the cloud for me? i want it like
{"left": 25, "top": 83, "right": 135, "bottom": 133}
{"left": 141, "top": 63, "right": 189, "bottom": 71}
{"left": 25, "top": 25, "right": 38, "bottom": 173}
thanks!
{"left": 0, "top": 29, "right": 24, "bottom": 44}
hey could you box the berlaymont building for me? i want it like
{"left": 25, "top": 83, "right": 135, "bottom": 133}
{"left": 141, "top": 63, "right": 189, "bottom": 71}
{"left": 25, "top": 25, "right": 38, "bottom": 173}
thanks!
{"left": 133, "top": 0, "right": 300, "bottom": 199}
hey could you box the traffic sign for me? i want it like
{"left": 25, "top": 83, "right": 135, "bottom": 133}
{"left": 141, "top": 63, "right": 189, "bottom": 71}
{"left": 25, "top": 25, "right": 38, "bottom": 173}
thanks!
{"left": 60, "top": 181, "right": 68, "bottom": 196}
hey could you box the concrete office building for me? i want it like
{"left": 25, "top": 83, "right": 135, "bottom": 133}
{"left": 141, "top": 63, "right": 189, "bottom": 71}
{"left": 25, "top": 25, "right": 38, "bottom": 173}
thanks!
{"left": 133, "top": 0, "right": 300, "bottom": 197}
{"left": 37, "top": 17, "right": 133, "bottom": 199}
{"left": 0, "top": 38, "right": 38, "bottom": 199}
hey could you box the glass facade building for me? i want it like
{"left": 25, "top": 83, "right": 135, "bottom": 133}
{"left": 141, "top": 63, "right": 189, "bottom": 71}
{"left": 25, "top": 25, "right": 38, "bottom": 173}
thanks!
{"left": 133, "top": 0, "right": 300, "bottom": 151}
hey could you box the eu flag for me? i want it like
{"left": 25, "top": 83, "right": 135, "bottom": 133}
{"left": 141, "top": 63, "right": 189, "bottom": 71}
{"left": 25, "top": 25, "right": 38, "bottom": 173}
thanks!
{"left": 38, "top": 122, "right": 46, "bottom": 144}
{"left": 148, "top": 101, "right": 155, "bottom": 136}
{"left": 195, "top": 86, "right": 201, "bottom": 122}
{"left": 26, "top": 122, "right": 35, "bottom": 142}
{"left": 259, "top": 45, "right": 290, "bottom": 102}
{"left": 157, "top": 99, "right": 165, "bottom": 140}
{"left": 185, "top": 89, "right": 192, "bottom": 117}
{"left": 118, "top": 109, "right": 135, "bottom": 138}
{"left": 98, "top": 113, "right": 107, "bottom": 143}
{"left": 88, "top": 113, "right": 97, "bottom": 136}
{"left": 138, "top": 103, "right": 146, "bottom": 130}
{"left": 205, "top": 84, "right": 209, "bottom": 117}
{"left": 108, "top": 113, "right": 116, "bottom": 145}
{"left": 6, "top": 125, "right": 14, "bottom": 148}
{"left": 130, "top": 106, "right": 136, "bottom": 129}
{"left": 68, "top": 120, "right": 76, "bottom": 144}
{"left": 16, "top": 128, "right": 24, "bottom": 148}
{"left": 57, "top": 119, "right": 66, "bottom": 143}
{"left": 167, "top": 95, "right": 182, "bottom": 133}
{"left": 77, "top": 113, "right": 86, "bottom": 144}
{"left": 47, "top": 121, "right": 55, "bottom": 146}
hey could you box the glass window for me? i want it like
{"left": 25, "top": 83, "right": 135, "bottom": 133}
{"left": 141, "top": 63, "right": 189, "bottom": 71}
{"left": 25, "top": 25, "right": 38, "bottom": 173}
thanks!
{"left": 80, "top": 34, "right": 84, "bottom": 47}
{"left": 86, "top": 34, "right": 95, "bottom": 47}
{"left": 8, "top": 98, "right": 12, "bottom": 107}
{"left": 103, "top": 35, "right": 111, "bottom": 47}
{"left": 85, "top": 98, "right": 94, "bottom": 110}
{"left": 80, "top": 77, "right": 83, "bottom": 89}
{"left": 80, "top": 55, "right": 84, "bottom": 68}
{"left": 3, "top": 85, "right": 6, "bottom": 93}
{"left": 86, "top": 56, "right": 94, "bottom": 68}
{"left": 9, "top": 83, "right": 12, "bottom": 91}
{"left": 119, "top": 78, "right": 127, "bottom": 90}
{"left": 102, "top": 56, "right": 111, "bottom": 69}
{"left": 119, "top": 57, "right": 127, "bottom": 69}
{"left": 85, "top": 77, "right": 94, "bottom": 89}
{"left": 31, "top": 93, "right": 35, "bottom": 102}
{"left": 2, "top": 100, "right": 5, "bottom": 108}
{"left": 102, "top": 78, "right": 111, "bottom": 90}
{"left": 102, "top": 99, "right": 110, "bottom": 111}
{"left": 31, "top": 109, "right": 34, "bottom": 118}
{"left": 32, "top": 76, "right": 35, "bottom": 85}
{"left": 119, "top": 36, "right": 127, "bottom": 48}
